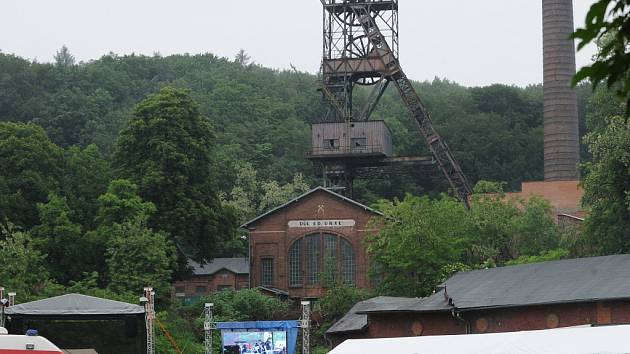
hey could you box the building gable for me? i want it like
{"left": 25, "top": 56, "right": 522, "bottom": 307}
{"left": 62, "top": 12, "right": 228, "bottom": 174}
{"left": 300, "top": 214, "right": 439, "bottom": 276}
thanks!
{"left": 242, "top": 187, "right": 382, "bottom": 231}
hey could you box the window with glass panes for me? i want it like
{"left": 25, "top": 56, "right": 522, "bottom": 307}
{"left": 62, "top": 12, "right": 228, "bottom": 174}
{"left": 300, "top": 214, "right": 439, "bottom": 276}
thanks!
{"left": 324, "top": 233, "right": 338, "bottom": 283}
{"left": 341, "top": 238, "right": 356, "bottom": 285}
{"left": 261, "top": 258, "right": 274, "bottom": 287}
{"left": 288, "top": 233, "right": 355, "bottom": 287}
{"left": 289, "top": 239, "right": 302, "bottom": 287}
{"left": 306, "top": 234, "right": 320, "bottom": 285}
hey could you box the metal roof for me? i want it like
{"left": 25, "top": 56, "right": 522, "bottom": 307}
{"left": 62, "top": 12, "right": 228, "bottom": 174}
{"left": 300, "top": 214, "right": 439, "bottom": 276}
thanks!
{"left": 443, "top": 254, "right": 630, "bottom": 311}
{"left": 5, "top": 293, "right": 144, "bottom": 316}
{"left": 189, "top": 258, "right": 249, "bottom": 275}
{"left": 241, "top": 187, "right": 383, "bottom": 229}
{"left": 326, "top": 297, "right": 418, "bottom": 334}
{"left": 360, "top": 254, "right": 630, "bottom": 315}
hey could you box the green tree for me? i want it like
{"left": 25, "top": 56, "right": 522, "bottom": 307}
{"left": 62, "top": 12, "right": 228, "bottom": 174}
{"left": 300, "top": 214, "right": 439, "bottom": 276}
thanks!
{"left": 511, "top": 197, "right": 559, "bottom": 257}
{"left": 368, "top": 190, "right": 562, "bottom": 297}
{"left": 582, "top": 115, "right": 630, "bottom": 253}
{"left": 367, "top": 195, "right": 471, "bottom": 297}
{"left": 83, "top": 179, "right": 158, "bottom": 282}
{"left": 31, "top": 194, "right": 88, "bottom": 284}
{"left": 106, "top": 216, "right": 177, "bottom": 295}
{"left": 0, "top": 122, "right": 64, "bottom": 231}
{"left": 54, "top": 45, "right": 75, "bottom": 68}
{"left": 572, "top": 0, "right": 630, "bottom": 115}
{"left": 113, "top": 87, "right": 237, "bottom": 261}
{"left": 234, "top": 49, "right": 252, "bottom": 68}
{"left": 222, "top": 162, "right": 311, "bottom": 224}
{"left": 200, "top": 288, "right": 289, "bottom": 322}
{"left": 61, "top": 144, "right": 112, "bottom": 229}
{"left": 95, "top": 179, "right": 156, "bottom": 227}
{"left": 258, "top": 173, "right": 310, "bottom": 213}
{"left": 318, "top": 286, "right": 374, "bottom": 323}
{"left": 0, "top": 225, "right": 50, "bottom": 297}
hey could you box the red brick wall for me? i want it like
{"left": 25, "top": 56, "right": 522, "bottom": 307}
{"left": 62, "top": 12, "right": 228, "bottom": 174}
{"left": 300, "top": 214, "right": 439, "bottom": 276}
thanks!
{"left": 247, "top": 190, "right": 380, "bottom": 298}
{"left": 505, "top": 180, "right": 585, "bottom": 218}
{"left": 331, "top": 300, "right": 630, "bottom": 347}
{"left": 173, "top": 272, "right": 249, "bottom": 297}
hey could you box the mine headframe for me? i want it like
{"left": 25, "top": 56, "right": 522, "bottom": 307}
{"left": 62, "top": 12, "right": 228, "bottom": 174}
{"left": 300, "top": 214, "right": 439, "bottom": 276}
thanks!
{"left": 313, "top": 0, "right": 472, "bottom": 207}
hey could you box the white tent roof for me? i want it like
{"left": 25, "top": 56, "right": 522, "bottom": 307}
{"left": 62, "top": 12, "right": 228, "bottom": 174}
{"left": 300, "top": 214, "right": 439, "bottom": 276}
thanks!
{"left": 329, "top": 325, "right": 630, "bottom": 354}
{"left": 5, "top": 294, "right": 143, "bottom": 316}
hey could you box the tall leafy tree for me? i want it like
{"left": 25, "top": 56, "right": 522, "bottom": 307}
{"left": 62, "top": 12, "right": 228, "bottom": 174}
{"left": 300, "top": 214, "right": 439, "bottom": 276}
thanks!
{"left": 367, "top": 195, "right": 471, "bottom": 297}
{"left": 95, "top": 179, "right": 156, "bottom": 227}
{"left": 82, "top": 179, "right": 158, "bottom": 282}
{"left": 0, "top": 226, "right": 49, "bottom": 298}
{"left": 582, "top": 115, "right": 630, "bottom": 253}
{"left": 113, "top": 87, "right": 236, "bottom": 261}
{"left": 221, "top": 162, "right": 311, "bottom": 224}
{"left": 61, "top": 144, "right": 112, "bottom": 229}
{"left": 0, "top": 122, "right": 64, "bottom": 231}
{"left": 106, "top": 215, "right": 176, "bottom": 295}
{"left": 54, "top": 45, "right": 76, "bottom": 68}
{"left": 31, "top": 194, "right": 87, "bottom": 284}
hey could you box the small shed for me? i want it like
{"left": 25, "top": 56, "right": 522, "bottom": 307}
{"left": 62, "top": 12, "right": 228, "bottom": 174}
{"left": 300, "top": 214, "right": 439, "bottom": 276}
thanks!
{"left": 309, "top": 121, "right": 393, "bottom": 158}
{"left": 5, "top": 294, "right": 145, "bottom": 354}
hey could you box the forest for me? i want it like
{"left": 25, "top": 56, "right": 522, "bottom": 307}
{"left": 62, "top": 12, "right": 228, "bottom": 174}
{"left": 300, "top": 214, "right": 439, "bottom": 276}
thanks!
{"left": 1, "top": 46, "right": 629, "bottom": 352}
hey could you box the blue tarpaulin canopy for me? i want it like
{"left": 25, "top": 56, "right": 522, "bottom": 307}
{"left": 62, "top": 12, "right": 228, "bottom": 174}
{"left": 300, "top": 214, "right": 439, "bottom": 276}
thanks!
{"left": 217, "top": 321, "right": 300, "bottom": 354}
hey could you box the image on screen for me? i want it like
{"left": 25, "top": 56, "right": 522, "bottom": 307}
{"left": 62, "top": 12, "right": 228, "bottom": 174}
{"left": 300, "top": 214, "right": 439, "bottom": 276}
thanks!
{"left": 222, "top": 331, "right": 287, "bottom": 354}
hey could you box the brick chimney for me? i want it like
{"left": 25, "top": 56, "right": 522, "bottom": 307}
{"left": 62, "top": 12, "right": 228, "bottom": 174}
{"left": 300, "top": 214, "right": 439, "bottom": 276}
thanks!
{"left": 542, "top": 0, "right": 580, "bottom": 181}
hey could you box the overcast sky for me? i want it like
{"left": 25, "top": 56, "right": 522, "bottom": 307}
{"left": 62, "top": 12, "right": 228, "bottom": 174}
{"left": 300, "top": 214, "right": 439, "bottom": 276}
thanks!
{"left": 1, "top": 0, "right": 597, "bottom": 87}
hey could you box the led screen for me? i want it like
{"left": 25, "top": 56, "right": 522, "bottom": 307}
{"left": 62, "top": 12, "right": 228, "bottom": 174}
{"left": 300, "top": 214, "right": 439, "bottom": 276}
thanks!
{"left": 222, "top": 331, "right": 287, "bottom": 354}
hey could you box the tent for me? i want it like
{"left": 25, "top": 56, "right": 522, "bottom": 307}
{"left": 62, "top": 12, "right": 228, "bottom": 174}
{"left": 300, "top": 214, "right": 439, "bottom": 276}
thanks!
{"left": 329, "top": 325, "right": 630, "bottom": 354}
{"left": 5, "top": 294, "right": 143, "bottom": 316}
{"left": 5, "top": 294, "right": 144, "bottom": 354}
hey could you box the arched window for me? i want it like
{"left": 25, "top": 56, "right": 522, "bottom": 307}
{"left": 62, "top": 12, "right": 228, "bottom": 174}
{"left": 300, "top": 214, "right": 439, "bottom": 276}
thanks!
{"left": 288, "top": 233, "right": 356, "bottom": 287}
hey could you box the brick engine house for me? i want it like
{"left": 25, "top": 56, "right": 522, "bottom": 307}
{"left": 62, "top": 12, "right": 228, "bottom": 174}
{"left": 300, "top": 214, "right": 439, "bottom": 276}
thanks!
{"left": 242, "top": 187, "right": 382, "bottom": 299}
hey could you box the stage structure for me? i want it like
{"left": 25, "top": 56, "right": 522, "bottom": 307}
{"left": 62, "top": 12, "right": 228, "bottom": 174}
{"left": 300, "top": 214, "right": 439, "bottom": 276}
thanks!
{"left": 312, "top": 0, "right": 471, "bottom": 205}
{"left": 204, "top": 303, "right": 215, "bottom": 354}
{"left": 204, "top": 301, "right": 311, "bottom": 354}
{"left": 140, "top": 287, "right": 156, "bottom": 354}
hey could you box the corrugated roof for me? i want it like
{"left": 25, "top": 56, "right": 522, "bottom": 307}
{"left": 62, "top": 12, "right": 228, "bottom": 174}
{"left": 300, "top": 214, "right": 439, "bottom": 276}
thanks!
{"left": 190, "top": 258, "right": 249, "bottom": 275}
{"left": 241, "top": 187, "right": 383, "bottom": 229}
{"left": 5, "top": 294, "right": 144, "bottom": 316}
{"left": 326, "top": 297, "right": 418, "bottom": 334}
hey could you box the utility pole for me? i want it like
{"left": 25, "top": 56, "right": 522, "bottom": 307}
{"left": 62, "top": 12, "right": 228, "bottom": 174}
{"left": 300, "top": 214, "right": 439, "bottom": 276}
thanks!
{"left": 204, "top": 303, "right": 214, "bottom": 354}
{"left": 141, "top": 287, "right": 156, "bottom": 354}
{"left": 300, "top": 301, "right": 311, "bottom": 354}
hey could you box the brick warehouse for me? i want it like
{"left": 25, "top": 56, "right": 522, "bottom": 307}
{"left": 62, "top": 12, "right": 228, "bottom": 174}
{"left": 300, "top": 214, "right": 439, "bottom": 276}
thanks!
{"left": 327, "top": 254, "right": 630, "bottom": 346}
{"left": 241, "top": 187, "right": 382, "bottom": 299}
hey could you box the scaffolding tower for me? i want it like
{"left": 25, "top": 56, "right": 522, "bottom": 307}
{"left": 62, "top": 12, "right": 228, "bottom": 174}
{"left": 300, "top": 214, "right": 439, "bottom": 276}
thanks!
{"left": 141, "top": 287, "right": 156, "bottom": 354}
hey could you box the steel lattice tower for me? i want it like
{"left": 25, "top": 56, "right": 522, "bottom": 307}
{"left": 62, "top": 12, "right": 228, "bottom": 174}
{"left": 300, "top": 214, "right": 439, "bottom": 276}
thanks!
{"left": 320, "top": 0, "right": 399, "bottom": 122}
{"left": 314, "top": 0, "right": 472, "bottom": 205}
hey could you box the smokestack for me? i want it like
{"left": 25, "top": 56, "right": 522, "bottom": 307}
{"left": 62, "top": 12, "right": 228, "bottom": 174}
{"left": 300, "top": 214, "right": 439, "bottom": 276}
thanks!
{"left": 543, "top": 0, "right": 580, "bottom": 181}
